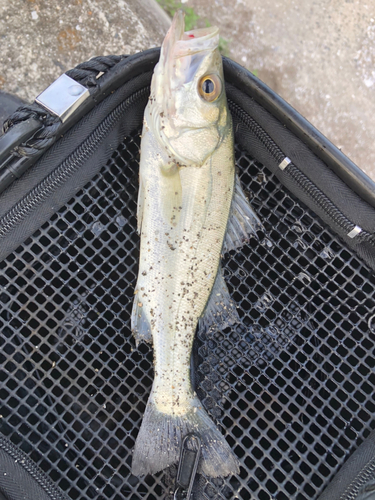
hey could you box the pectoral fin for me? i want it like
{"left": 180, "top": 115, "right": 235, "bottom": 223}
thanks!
{"left": 131, "top": 293, "right": 153, "bottom": 346}
{"left": 199, "top": 265, "right": 239, "bottom": 333}
{"left": 223, "top": 173, "right": 262, "bottom": 253}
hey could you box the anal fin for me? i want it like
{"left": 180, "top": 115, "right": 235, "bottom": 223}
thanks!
{"left": 223, "top": 172, "right": 262, "bottom": 253}
{"left": 131, "top": 293, "right": 153, "bottom": 346}
{"left": 199, "top": 266, "right": 239, "bottom": 333}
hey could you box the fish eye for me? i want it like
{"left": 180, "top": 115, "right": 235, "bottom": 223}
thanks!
{"left": 198, "top": 74, "right": 222, "bottom": 102}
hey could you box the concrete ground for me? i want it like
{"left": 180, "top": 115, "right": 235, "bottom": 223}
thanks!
{"left": 0, "top": 0, "right": 170, "bottom": 99}
{"left": 181, "top": 0, "right": 375, "bottom": 181}
{"left": 0, "top": 0, "right": 374, "bottom": 181}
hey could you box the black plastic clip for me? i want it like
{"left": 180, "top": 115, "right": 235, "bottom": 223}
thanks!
{"left": 174, "top": 433, "right": 201, "bottom": 500}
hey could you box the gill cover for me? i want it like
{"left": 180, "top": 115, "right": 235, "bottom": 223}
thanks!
{"left": 149, "top": 11, "right": 229, "bottom": 166}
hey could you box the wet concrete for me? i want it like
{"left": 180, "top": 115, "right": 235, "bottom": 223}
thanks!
{"left": 0, "top": 0, "right": 374, "bottom": 180}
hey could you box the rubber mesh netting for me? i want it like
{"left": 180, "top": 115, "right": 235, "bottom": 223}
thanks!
{"left": 0, "top": 129, "right": 375, "bottom": 500}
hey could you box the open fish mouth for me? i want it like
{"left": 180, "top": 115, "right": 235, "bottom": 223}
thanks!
{"left": 154, "top": 10, "right": 221, "bottom": 104}
{"left": 147, "top": 10, "right": 226, "bottom": 166}
{"left": 166, "top": 10, "right": 219, "bottom": 58}
{"left": 182, "top": 26, "right": 219, "bottom": 41}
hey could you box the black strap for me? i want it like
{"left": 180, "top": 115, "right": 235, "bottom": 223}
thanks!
{"left": 0, "top": 56, "right": 128, "bottom": 197}
{"left": 0, "top": 118, "right": 42, "bottom": 166}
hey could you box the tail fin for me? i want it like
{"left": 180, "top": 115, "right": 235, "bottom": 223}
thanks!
{"left": 132, "top": 397, "right": 240, "bottom": 478}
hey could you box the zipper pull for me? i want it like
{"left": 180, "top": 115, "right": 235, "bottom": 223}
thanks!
{"left": 174, "top": 433, "right": 201, "bottom": 500}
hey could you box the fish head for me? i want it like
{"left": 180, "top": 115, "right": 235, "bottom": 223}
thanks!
{"left": 149, "top": 11, "right": 230, "bottom": 167}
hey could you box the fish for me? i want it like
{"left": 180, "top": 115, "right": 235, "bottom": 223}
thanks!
{"left": 131, "top": 10, "right": 261, "bottom": 478}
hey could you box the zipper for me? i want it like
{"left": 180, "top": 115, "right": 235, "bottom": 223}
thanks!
{"left": 228, "top": 99, "right": 375, "bottom": 247}
{"left": 173, "top": 433, "right": 201, "bottom": 500}
{"left": 0, "top": 90, "right": 372, "bottom": 248}
{"left": 0, "top": 86, "right": 149, "bottom": 240}
{"left": 339, "top": 457, "right": 375, "bottom": 500}
{"left": 0, "top": 434, "right": 68, "bottom": 500}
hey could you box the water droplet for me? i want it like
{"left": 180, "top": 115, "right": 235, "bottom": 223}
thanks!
{"left": 292, "top": 223, "right": 304, "bottom": 234}
{"left": 116, "top": 215, "right": 126, "bottom": 227}
{"left": 257, "top": 358, "right": 267, "bottom": 369}
{"left": 92, "top": 221, "right": 104, "bottom": 235}
{"left": 257, "top": 173, "right": 266, "bottom": 183}
{"left": 266, "top": 325, "right": 279, "bottom": 337}
{"left": 237, "top": 268, "right": 246, "bottom": 278}
{"left": 294, "top": 272, "right": 312, "bottom": 285}
{"left": 251, "top": 327, "right": 263, "bottom": 339}
{"left": 261, "top": 238, "right": 273, "bottom": 248}
{"left": 68, "top": 84, "right": 84, "bottom": 96}
{"left": 368, "top": 314, "right": 375, "bottom": 333}
{"left": 319, "top": 247, "right": 335, "bottom": 260}
{"left": 293, "top": 238, "right": 308, "bottom": 251}
{"left": 255, "top": 292, "right": 273, "bottom": 312}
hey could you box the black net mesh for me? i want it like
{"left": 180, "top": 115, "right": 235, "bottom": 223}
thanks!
{"left": 0, "top": 128, "right": 375, "bottom": 500}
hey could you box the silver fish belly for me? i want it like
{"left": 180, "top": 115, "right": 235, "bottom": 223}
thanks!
{"left": 131, "top": 11, "right": 260, "bottom": 478}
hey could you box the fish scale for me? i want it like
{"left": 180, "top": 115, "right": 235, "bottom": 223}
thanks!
{"left": 141, "top": 148, "right": 234, "bottom": 404}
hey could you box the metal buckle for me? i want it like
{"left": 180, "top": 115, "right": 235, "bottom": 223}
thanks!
{"left": 35, "top": 74, "right": 90, "bottom": 123}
